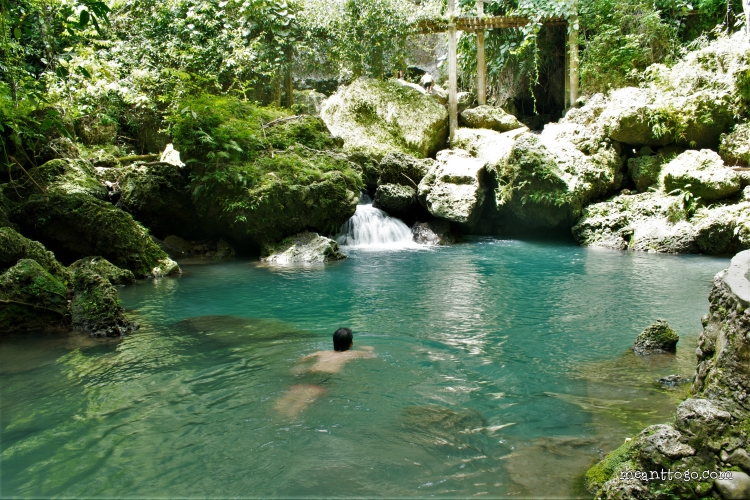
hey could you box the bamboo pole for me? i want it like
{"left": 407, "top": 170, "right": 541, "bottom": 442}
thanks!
{"left": 477, "top": 0, "right": 486, "bottom": 106}
{"left": 448, "top": 0, "right": 458, "bottom": 144}
{"left": 568, "top": 15, "right": 579, "bottom": 107}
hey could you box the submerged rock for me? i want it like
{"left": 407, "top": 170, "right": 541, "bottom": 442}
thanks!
{"left": 459, "top": 105, "right": 524, "bottom": 132}
{"left": 261, "top": 231, "right": 346, "bottom": 264}
{"left": 321, "top": 77, "right": 448, "bottom": 159}
{"left": 633, "top": 320, "right": 679, "bottom": 355}
{"left": 411, "top": 219, "right": 456, "bottom": 245}
{"left": 417, "top": 149, "right": 488, "bottom": 230}
{"left": 660, "top": 149, "right": 740, "bottom": 202}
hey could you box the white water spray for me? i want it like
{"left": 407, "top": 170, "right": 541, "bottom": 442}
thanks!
{"left": 337, "top": 194, "right": 419, "bottom": 249}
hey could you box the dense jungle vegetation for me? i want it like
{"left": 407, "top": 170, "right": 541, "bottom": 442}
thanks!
{"left": 0, "top": 0, "right": 743, "bottom": 170}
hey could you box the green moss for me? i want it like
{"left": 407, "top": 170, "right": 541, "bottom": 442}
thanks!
{"left": 16, "top": 192, "right": 175, "bottom": 278}
{"left": 69, "top": 257, "right": 135, "bottom": 285}
{"left": 628, "top": 155, "right": 665, "bottom": 192}
{"left": 70, "top": 267, "right": 136, "bottom": 336}
{"left": 29, "top": 159, "right": 107, "bottom": 199}
{"left": 265, "top": 115, "right": 342, "bottom": 151}
{"left": 585, "top": 440, "right": 636, "bottom": 491}
{"left": 0, "top": 227, "right": 68, "bottom": 280}
{"left": 0, "top": 259, "right": 70, "bottom": 334}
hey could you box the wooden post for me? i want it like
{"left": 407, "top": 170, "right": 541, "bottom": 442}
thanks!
{"left": 564, "top": 21, "right": 570, "bottom": 110}
{"left": 448, "top": 0, "right": 458, "bottom": 144}
{"left": 568, "top": 15, "right": 579, "bottom": 107}
{"left": 477, "top": 0, "right": 486, "bottom": 106}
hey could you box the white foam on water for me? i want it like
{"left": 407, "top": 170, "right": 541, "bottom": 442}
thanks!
{"left": 336, "top": 194, "right": 421, "bottom": 250}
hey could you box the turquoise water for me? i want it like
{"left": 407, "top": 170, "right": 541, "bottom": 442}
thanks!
{"left": 1, "top": 239, "right": 729, "bottom": 498}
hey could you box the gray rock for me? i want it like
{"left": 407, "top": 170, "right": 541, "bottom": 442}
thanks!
{"left": 639, "top": 424, "right": 695, "bottom": 459}
{"left": 459, "top": 105, "right": 524, "bottom": 133}
{"left": 378, "top": 152, "right": 433, "bottom": 187}
{"left": 658, "top": 374, "right": 692, "bottom": 388}
{"left": 373, "top": 184, "right": 418, "bottom": 217}
{"left": 633, "top": 320, "right": 679, "bottom": 355}
{"left": 321, "top": 77, "right": 448, "bottom": 159}
{"left": 660, "top": 149, "right": 740, "bottom": 202}
{"left": 674, "top": 398, "right": 732, "bottom": 439}
{"left": 727, "top": 448, "right": 750, "bottom": 472}
{"left": 417, "top": 149, "right": 487, "bottom": 230}
{"left": 39, "top": 137, "right": 80, "bottom": 162}
{"left": 411, "top": 219, "right": 456, "bottom": 245}
{"left": 715, "top": 471, "right": 750, "bottom": 499}
{"left": 628, "top": 155, "right": 664, "bottom": 192}
{"left": 261, "top": 231, "right": 346, "bottom": 264}
{"left": 720, "top": 122, "right": 750, "bottom": 166}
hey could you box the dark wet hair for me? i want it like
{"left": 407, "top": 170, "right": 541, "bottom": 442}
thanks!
{"left": 333, "top": 327, "right": 353, "bottom": 351}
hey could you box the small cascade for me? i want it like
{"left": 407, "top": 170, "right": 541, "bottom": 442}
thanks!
{"left": 337, "top": 194, "right": 418, "bottom": 249}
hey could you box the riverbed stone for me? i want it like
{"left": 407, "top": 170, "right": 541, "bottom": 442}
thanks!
{"left": 715, "top": 471, "right": 750, "bottom": 499}
{"left": 321, "top": 77, "right": 448, "bottom": 159}
{"left": 373, "top": 183, "right": 418, "bottom": 217}
{"left": 633, "top": 320, "right": 679, "bottom": 355}
{"left": 459, "top": 105, "right": 524, "bottom": 132}
{"left": 660, "top": 149, "right": 740, "bottom": 202}
{"left": 261, "top": 231, "right": 346, "bottom": 264}
{"left": 417, "top": 149, "right": 487, "bottom": 230}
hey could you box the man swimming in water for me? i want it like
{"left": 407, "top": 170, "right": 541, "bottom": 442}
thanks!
{"left": 275, "top": 328, "right": 375, "bottom": 418}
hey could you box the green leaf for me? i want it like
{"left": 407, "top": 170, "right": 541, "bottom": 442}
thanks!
{"left": 13, "top": 27, "right": 21, "bottom": 39}
{"left": 79, "top": 10, "right": 90, "bottom": 28}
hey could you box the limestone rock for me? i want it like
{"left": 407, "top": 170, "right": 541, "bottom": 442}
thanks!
{"left": 0, "top": 226, "right": 67, "bottom": 279}
{"left": 638, "top": 424, "right": 694, "bottom": 460}
{"left": 452, "top": 127, "right": 526, "bottom": 167}
{"left": 321, "top": 77, "right": 448, "bottom": 159}
{"left": 633, "top": 320, "right": 679, "bottom": 355}
{"left": 459, "top": 105, "right": 524, "bottom": 133}
{"left": 261, "top": 231, "right": 346, "bottom": 264}
{"left": 39, "top": 137, "right": 80, "bottom": 162}
{"left": 373, "top": 184, "right": 418, "bottom": 217}
{"left": 628, "top": 155, "right": 664, "bottom": 192}
{"left": 411, "top": 219, "right": 456, "bottom": 245}
{"left": 660, "top": 149, "right": 740, "bottom": 202}
{"left": 720, "top": 122, "right": 750, "bottom": 166}
{"left": 418, "top": 149, "right": 487, "bottom": 230}
{"left": 69, "top": 257, "right": 135, "bottom": 285}
{"left": 31, "top": 158, "right": 107, "bottom": 199}
{"left": 715, "top": 471, "right": 750, "bottom": 499}
{"left": 377, "top": 152, "right": 434, "bottom": 187}
{"left": 692, "top": 202, "right": 750, "bottom": 254}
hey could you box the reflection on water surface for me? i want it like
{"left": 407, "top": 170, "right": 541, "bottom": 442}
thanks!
{"left": 0, "top": 239, "right": 729, "bottom": 497}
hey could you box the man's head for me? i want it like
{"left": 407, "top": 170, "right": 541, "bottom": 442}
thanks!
{"left": 333, "top": 327, "right": 353, "bottom": 351}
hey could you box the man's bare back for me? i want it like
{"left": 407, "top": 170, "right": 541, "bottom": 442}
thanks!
{"left": 298, "top": 346, "right": 374, "bottom": 374}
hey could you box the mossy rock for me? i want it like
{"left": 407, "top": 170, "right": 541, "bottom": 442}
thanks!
{"left": 321, "top": 77, "right": 449, "bottom": 159}
{"left": 69, "top": 257, "right": 135, "bottom": 285}
{"left": 260, "top": 231, "right": 346, "bottom": 264}
{"left": 70, "top": 267, "right": 137, "bottom": 337}
{"left": 0, "top": 226, "right": 67, "bottom": 279}
{"left": 633, "top": 319, "right": 679, "bottom": 355}
{"left": 459, "top": 105, "right": 523, "bottom": 133}
{"left": 265, "top": 115, "right": 342, "bottom": 151}
{"left": 104, "top": 163, "right": 202, "bottom": 239}
{"left": 585, "top": 440, "right": 636, "bottom": 493}
{"left": 373, "top": 183, "right": 418, "bottom": 217}
{"left": 0, "top": 259, "right": 69, "bottom": 334}
{"left": 15, "top": 192, "right": 179, "bottom": 278}
{"left": 197, "top": 145, "right": 362, "bottom": 245}
{"left": 660, "top": 149, "right": 741, "bottom": 202}
{"left": 0, "top": 185, "right": 10, "bottom": 228}
{"left": 377, "top": 152, "right": 434, "bottom": 187}
{"left": 29, "top": 158, "right": 107, "bottom": 199}
{"left": 720, "top": 122, "right": 750, "bottom": 166}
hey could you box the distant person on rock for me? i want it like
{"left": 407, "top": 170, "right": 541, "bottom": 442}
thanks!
{"left": 420, "top": 72, "right": 434, "bottom": 94}
{"left": 275, "top": 327, "right": 374, "bottom": 418}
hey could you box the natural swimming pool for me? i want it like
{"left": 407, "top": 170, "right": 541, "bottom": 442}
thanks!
{"left": 0, "top": 239, "right": 729, "bottom": 497}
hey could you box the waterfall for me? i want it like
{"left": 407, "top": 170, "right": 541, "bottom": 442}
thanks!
{"left": 336, "top": 194, "right": 419, "bottom": 249}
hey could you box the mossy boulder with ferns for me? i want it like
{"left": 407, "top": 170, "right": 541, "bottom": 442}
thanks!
{"left": 660, "top": 149, "right": 741, "bottom": 202}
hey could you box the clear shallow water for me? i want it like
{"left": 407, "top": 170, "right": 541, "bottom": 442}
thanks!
{"left": 0, "top": 239, "right": 729, "bottom": 498}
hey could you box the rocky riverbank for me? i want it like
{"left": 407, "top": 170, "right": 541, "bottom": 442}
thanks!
{"left": 586, "top": 250, "right": 750, "bottom": 499}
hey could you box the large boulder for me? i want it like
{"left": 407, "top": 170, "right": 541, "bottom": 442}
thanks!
{"left": 321, "top": 77, "right": 449, "bottom": 159}
{"left": 660, "top": 149, "right": 741, "bottom": 202}
{"left": 373, "top": 184, "right": 418, "bottom": 218}
{"left": 628, "top": 154, "right": 666, "bottom": 192}
{"left": 203, "top": 146, "right": 362, "bottom": 246}
{"left": 16, "top": 193, "right": 179, "bottom": 278}
{"left": 100, "top": 162, "right": 202, "bottom": 239}
{"left": 411, "top": 219, "right": 456, "bottom": 245}
{"left": 459, "top": 105, "right": 524, "bottom": 132}
{"left": 0, "top": 226, "right": 67, "bottom": 278}
{"left": 261, "top": 231, "right": 346, "bottom": 264}
{"left": 68, "top": 257, "right": 135, "bottom": 285}
{"left": 692, "top": 202, "right": 750, "bottom": 254}
{"left": 417, "top": 149, "right": 488, "bottom": 230}
{"left": 720, "top": 122, "right": 750, "bottom": 166}
{"left": 451, "top": 127, "right": 527, "bottom": 167}
{"left": 30, "top": 158, "right": 107, "bottom": 199}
